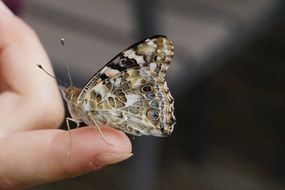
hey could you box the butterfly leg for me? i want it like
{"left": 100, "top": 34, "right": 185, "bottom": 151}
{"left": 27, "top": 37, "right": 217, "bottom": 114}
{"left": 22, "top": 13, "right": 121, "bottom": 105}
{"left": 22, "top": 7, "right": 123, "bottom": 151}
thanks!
{"left": 88, "top": 113, "right": 113, "bottom": 146}
{"left": 66, "top": 117, "right": 81, "bottom": 157}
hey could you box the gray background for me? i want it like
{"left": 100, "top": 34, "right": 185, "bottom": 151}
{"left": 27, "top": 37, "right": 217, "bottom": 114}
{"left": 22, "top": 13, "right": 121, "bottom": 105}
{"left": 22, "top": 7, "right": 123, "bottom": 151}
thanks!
{"left": 15, "top": 0, "right": 285, "bottom": 189}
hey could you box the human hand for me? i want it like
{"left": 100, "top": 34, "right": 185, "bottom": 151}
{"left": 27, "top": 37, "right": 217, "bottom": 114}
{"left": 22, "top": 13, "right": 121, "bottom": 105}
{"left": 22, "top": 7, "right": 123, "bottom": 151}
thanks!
{"left": 0, "top": 2, "right": 132, "bottom": 189}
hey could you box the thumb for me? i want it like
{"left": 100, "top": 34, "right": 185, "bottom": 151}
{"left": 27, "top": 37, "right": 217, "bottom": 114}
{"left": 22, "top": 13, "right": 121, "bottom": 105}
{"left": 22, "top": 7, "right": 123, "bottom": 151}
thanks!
{"left": 0, "top": 127, "right": 132, "bottom": 189}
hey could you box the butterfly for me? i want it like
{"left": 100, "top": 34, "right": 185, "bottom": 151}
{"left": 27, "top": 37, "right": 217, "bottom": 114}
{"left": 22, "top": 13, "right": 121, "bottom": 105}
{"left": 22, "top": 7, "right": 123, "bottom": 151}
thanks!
{"left": 59, "top": 35, "right": 176, "bottom": 139}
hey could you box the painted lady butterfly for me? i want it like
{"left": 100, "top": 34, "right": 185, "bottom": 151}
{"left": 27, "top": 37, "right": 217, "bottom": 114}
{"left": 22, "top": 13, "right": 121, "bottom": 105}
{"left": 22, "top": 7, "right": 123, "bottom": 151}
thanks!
{"left": 60, "top": 35, "right": 176, "bottom": 138}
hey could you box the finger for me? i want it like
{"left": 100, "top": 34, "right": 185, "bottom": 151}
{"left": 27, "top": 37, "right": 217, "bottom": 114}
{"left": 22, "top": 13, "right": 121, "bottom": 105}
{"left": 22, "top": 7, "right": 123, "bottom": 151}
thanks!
{"left": 0, "top": 6, "right": 64, "bottom": 132}
{"left": 0, "top": 127, "right": 132, "bottom": 189}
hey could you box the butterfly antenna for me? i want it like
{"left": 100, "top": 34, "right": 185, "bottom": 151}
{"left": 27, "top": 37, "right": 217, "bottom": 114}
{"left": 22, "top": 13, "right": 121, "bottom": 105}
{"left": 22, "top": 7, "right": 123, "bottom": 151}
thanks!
{"left": 61, "top": 37, "right": 73, "bottom": 87}
{"left": 37, "top": 64, "right": 66, "bottom": 86}
{"left": 37, "top": 64, "right": 56, "bottom": 79}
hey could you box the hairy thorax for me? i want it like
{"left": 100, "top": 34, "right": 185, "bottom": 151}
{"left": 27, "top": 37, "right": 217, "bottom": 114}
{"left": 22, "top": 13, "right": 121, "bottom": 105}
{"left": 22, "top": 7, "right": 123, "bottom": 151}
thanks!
{"left": 60, "top": 86, "right": 85, "bottom": 121}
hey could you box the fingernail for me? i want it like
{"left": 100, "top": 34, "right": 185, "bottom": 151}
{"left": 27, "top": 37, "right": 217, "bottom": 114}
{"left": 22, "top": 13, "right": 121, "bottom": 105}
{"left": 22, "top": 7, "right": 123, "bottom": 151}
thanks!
{"left": 97, "top": 152, "right": 133, "bottom": 165}
{"left": 0, "top": 1, "right": 14, "bottom": 16}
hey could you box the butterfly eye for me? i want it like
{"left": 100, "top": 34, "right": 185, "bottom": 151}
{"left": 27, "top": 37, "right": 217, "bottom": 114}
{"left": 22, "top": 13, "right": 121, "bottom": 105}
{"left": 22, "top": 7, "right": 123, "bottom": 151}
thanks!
{"left": 141, "top": 84, "right": 153, "bottom": 93}
{"left": 150, "top": 101, "right": 159, "bottom": 109}
{"left": 146, "top": 92, "right": 155, "bottom": 99}
{"left": 147, "top": 109, "right": 159, "bottom": 121}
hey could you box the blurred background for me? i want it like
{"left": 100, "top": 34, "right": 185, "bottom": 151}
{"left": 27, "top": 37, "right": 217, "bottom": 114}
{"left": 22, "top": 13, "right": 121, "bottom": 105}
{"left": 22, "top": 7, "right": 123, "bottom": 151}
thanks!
{"left": 4, "top": 0, "right": 285, "bottom": 189}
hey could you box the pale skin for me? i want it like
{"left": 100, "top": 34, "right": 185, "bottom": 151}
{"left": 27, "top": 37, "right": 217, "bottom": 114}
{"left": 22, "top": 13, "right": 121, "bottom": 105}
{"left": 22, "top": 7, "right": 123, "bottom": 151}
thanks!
{"left": 0, "top": 2, "right": 132, "bottom": 190}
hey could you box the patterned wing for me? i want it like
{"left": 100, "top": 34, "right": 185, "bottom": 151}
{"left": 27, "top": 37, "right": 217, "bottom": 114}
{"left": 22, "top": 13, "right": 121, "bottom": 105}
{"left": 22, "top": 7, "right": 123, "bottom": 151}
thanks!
{"left": 84, "top": 67, "right": 176, "bottom": 136}
{"left": 77, "top": 35, "right": 174, "bottom": 103}
{"left": 78, "top": 35, "right": 175, "bottom": 136}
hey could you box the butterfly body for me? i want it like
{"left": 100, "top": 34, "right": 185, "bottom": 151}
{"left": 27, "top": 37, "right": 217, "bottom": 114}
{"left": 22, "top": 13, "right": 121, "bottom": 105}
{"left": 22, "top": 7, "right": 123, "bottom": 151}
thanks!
{"left": 61, "top": 35, "right": 176, "bottom": 137}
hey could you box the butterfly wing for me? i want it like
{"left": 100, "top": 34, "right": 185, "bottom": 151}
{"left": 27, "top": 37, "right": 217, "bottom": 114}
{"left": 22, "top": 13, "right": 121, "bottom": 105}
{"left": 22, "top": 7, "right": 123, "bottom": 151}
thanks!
{"left": 77, "top": 35, "right": 174, "bottom": 102}
{"left": 78, "top": 35, "right": 175, "bottom": 136}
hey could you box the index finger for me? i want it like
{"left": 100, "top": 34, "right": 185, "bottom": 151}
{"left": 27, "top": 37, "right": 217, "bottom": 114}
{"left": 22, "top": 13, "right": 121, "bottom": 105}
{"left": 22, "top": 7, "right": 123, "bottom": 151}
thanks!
{"left": 0, "top": 7, "right": 64, "bottom": 132}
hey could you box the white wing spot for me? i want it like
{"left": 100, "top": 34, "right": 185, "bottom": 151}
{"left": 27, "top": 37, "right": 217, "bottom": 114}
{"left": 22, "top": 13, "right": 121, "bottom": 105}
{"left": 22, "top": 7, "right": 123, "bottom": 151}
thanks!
{"left": 123, "top": 50, "right": 145, "bottom": 63}
{"left": 149, "top": 62, "right": 157, "bottom": 71}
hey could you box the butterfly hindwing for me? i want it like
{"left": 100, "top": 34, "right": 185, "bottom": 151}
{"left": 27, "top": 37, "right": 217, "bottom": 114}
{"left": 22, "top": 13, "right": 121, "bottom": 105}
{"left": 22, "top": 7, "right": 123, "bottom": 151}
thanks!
{"left": 85, "top": 67, "right": 175, "bottom": 136}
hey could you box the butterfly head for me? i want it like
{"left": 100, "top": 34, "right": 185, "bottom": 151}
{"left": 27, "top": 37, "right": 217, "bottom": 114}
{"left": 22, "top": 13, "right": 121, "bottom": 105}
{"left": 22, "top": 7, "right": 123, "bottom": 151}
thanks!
{"left": 59, "top": 86, "right": 81, "bottom": 103}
